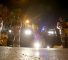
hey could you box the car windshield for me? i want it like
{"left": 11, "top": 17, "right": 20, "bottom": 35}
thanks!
{"left": 0, "top": 0, "right": 68, "bottom": 47}
{"left": 0, "top": 0, "right": 68, "bottom": 60}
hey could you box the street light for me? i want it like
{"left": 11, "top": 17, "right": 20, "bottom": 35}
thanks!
{"left": 25, "top": 19, "right": 30, "bottom": 24}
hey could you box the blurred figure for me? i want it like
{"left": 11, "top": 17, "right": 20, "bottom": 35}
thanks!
{"left": 57, "top": 17, "right": 68, "bottom": 48}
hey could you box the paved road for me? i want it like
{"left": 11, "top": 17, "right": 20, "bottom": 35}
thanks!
{"left": 0, "top": 47, "right": 68, "bottom": 60}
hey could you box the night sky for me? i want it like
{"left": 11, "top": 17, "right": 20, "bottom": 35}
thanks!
{"left": 0, "top": 0, "right": 68, "bottom": 28}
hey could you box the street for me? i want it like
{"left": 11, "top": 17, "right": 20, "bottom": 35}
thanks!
{"left": 0, "top": 47, "right": 68, "bottom": 60}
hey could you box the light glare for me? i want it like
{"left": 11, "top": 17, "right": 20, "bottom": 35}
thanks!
{"left": 48, "top": 30, "right": 54, "bottom": 35}
{"left": 34, "top": 42, "right": 41, "bottom": 49}
{"left": 8, "top": 30, "right": 12, "bottom": 33}
{"left": 47, "top": 46, "right": 50, "bottom": 48}
{"left": 24, "top": 29, "right": 32, "bottom": 35}
{"left": 35, "top": 51, "right": 40, "bottom": 57}
{"left": 25, "top": 20, "right": 30, "bottom": 24}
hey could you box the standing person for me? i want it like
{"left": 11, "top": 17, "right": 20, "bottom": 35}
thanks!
{"left": 57, "top": 17, "right": 67, "bottom": 48}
